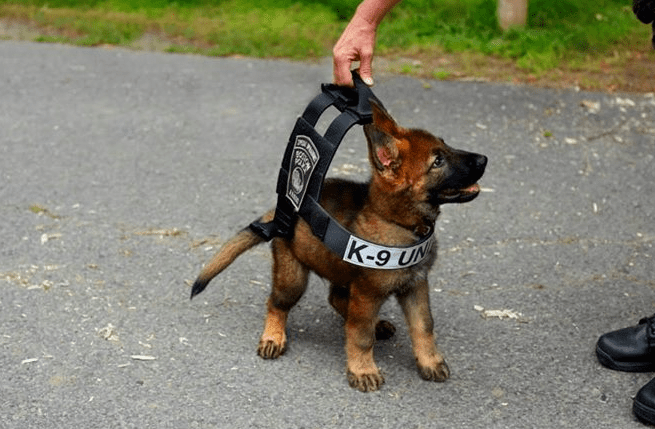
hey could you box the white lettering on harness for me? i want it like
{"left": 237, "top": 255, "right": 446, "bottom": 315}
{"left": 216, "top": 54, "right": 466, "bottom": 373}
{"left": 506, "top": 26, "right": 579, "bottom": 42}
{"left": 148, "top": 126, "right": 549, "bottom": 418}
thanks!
{"left": 343, "top": 235, "right": 434, "bottom": 269}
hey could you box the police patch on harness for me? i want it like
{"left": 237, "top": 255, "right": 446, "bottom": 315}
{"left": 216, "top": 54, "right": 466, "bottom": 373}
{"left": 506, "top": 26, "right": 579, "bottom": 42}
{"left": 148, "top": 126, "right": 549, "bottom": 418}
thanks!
{"left": 343, "top": 234, "right": 435, "bottom": 269}
{"left": 286, "top": 135, "right": 319, "bottom": 211}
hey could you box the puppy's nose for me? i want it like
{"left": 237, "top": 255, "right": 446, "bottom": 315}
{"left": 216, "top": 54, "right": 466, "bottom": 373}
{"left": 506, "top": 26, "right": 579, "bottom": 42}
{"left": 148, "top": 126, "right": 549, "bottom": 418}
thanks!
{"left": 473, "top": 154, "right": 487, "bottom": 170}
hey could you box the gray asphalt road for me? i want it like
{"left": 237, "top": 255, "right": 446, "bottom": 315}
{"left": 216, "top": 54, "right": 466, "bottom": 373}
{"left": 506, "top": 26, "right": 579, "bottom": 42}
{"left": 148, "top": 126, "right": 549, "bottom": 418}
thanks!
{"left": 2, "top": 40, "right": 655, "bottom": 428}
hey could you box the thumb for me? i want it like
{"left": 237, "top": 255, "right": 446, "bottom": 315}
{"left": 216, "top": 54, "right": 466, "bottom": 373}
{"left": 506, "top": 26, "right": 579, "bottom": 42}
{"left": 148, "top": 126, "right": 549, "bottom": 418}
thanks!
{"left": 358, "top": 54, "right": 374, "bottom": 86}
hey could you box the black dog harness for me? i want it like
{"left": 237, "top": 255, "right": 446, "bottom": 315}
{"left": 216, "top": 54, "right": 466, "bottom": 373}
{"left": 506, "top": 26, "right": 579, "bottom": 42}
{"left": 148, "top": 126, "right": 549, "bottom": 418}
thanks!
{"left": 249, "top": 72, "right": 434, "bottom": 270}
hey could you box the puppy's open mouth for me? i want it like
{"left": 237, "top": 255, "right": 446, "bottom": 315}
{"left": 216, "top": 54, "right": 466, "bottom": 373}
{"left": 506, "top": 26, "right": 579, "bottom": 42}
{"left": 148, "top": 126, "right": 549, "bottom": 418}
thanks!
{"left": 432, "top": 183, "right": 481, "bottom": 204}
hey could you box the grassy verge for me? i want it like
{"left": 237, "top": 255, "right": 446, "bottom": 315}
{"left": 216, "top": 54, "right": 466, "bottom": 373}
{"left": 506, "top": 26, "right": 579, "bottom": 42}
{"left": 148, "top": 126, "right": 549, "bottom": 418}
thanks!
{"left": 0, "top": 1, "right": 342, "bottom": 57}
{"left": 0, "top": 0, "right": 653, "bottom": 92}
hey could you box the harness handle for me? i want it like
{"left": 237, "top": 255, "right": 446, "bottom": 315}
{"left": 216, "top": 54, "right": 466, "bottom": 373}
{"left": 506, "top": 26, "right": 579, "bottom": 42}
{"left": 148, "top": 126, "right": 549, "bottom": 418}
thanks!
{"left": 320, "top": 72, "right": 380, "bottom": 123}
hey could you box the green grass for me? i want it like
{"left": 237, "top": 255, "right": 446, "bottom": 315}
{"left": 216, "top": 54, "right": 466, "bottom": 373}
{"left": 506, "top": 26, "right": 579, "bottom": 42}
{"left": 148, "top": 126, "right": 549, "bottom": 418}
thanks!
{"left": 0, "top": 0, "right": 343, "bottom": 57}
{"left": 378, "top": 0, "right": 645, "bottom": 73}
{"left": 0, "top": 0, "right": 650, "bottom": 73}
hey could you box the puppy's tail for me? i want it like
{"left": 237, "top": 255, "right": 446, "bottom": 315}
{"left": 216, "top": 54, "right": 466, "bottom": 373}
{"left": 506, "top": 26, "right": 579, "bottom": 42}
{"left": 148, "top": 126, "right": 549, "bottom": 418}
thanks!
{"left": 190, "top": 226, "right": 265, "bottom": 299}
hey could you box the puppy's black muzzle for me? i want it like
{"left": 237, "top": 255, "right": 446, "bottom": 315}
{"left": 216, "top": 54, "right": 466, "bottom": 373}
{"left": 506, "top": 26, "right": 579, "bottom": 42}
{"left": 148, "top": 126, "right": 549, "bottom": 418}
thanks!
{"left": 442, "top": 150, "right": 487, "bottom": 190}
{"left": 430, "top": 150, "right": 487, "bottom": 205}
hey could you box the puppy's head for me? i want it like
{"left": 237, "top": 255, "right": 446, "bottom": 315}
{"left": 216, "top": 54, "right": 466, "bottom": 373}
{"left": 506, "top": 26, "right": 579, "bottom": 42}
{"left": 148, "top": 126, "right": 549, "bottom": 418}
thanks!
{"left": 364, "top": 100, "right": 487, "bottom": 212}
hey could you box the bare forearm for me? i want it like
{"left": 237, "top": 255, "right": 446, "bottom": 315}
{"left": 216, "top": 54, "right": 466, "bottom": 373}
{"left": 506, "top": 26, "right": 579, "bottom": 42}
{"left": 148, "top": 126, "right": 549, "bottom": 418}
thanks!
{"left": 354, "top": 0, "right": 403, "bottom": 26}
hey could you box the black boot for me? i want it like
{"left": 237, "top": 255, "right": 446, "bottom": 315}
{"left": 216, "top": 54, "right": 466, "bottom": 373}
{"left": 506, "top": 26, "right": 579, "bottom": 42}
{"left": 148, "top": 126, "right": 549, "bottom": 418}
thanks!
{"left": 596, "top": 315, "right": 655, "bottom": 372}
{"left": 632, "top": 0, "right": 655, "bottom": 49}
{"left": 635, "top": 377, "right": 655, "bottom": 424}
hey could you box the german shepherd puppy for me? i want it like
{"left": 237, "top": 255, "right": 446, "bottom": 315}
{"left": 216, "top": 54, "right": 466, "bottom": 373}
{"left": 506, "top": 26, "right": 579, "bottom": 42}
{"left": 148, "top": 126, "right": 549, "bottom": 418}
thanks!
{"left": 191, "top": 101, "right": 487, "bottom": 392}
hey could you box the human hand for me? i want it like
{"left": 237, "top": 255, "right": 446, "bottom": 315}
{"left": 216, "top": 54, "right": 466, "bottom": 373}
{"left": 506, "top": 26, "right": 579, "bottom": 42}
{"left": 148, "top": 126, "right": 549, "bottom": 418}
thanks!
{"left": 332, "top": 14, "right": 377, "bottom": 87}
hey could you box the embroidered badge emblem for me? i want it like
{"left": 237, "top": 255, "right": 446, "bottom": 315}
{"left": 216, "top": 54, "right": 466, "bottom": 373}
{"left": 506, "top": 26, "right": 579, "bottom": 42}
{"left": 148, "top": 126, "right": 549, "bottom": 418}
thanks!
{"left": 286, "top": 135, "right": 319, "bottom": 211}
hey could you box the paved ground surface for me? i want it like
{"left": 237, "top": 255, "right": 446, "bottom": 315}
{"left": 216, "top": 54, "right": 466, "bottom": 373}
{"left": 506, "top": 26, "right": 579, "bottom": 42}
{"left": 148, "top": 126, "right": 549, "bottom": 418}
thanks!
{"left": 1, "top": 41, "right": 655, "bottom": 428}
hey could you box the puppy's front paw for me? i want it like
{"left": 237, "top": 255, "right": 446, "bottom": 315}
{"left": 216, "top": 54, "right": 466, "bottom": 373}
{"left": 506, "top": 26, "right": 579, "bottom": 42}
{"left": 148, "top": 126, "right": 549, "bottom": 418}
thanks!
{"left": 347, "top": 370, "right": 385, "bottom": 392}
{"left": 418, "top": 359, "right": 450, "bottom": 382}
{"left": 257, "top": 337, "right": 286, "bottom": 359}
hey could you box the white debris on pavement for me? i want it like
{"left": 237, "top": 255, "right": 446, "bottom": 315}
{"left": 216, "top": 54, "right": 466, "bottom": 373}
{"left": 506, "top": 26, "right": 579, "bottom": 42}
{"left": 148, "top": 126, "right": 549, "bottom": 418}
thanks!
{"left": 40, "top": 232, "right": 62, "bottom": 244}
{"left": 615, "top": 97, "right": 636, "bottom": 107}
{"left": 474, "top": 305, "right": 525, "bottom": 321}
{"left": 580, "top": 100, "right": 601, "bottom": 113}
{"left": 97, "top": 323, "right": 119, "bottom": 342}
{"left": 131, "top": 355, "right": 157, "bottom": 361}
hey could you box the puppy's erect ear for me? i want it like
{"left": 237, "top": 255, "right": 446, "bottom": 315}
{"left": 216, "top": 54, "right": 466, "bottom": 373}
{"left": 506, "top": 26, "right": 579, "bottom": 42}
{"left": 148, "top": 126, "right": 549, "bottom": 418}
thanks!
{"left": 364, "top": 99, "right": 402, "bottom": 172}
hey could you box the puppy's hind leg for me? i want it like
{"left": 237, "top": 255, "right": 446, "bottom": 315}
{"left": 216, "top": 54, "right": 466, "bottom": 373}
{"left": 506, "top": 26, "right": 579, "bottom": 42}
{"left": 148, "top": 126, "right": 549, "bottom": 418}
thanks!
{"left": 257, "top": 238, "right": 309, "bottom": 359}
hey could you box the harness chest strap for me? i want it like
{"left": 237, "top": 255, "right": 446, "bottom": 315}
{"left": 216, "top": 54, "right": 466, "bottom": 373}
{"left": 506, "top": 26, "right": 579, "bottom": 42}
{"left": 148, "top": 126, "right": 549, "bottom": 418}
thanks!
{"left": 300, "top": 195, "right": 435, "bottom": 269}
{"left": 249, "top": 72, "right": 435, "bottom": 269}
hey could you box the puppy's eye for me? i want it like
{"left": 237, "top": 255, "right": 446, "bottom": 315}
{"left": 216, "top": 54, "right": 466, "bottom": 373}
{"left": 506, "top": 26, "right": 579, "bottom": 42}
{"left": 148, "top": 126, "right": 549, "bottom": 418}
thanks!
{"left": 432, "top": 155, "right": 445, "bottom": 169}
